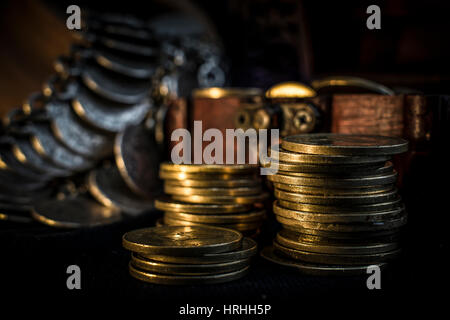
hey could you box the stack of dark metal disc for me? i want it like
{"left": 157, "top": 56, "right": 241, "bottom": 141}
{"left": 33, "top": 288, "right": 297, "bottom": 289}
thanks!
{"left": 155, "top": 163, "right": 269, "bottom": 237}
{"left": 122, "top": 225, "right": 256, "bottom": 285}
{"left": 261, "top": 133, "right": 409, "bottom": 275}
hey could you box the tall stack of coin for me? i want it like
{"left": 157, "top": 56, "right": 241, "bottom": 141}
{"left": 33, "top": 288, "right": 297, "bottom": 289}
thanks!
{"left": 122, "top": 225, "right": 257, "bottom": 285}
{"left": 155, "top": 163, "right": 268, "bottom": 236}
{"left": 261, "top": 133, "right": 408, "bottom": 275}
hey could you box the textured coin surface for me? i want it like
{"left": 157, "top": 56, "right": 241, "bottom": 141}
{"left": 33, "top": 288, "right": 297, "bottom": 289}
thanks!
{"left": 155, "top": 197, "right": 252, "bottom": 214}
{"left": 131, "top": 253, "right": 250, "bottom": 275}
{"left": 172, "top": 192, "right": 269, "bottom": 205}
{"left": 163, "top": 178, "right": 261, "bottom": 188}
{"left": 160, "top": 163, "right": 258, "bottom": 174}
{"left": 122, "top": 226, "right": 243, "bottom": 255}
{"left": 32, "top": 196, "right": 122, "bottom": 228}
{"left": 164, "top": 210, "right": 265, "bottom": 224}
{"left": 129, "top": 262, "right": 249, "bottom": 285}
{"left": 160, "top": 170, "right": 257, "bottom": 181}
{"left": 162, "top": 216, "right": 262, "bottom": 232}
{"left": 142, "top": 237, "right": 257, "bottom": 264}
{"left": 164, "top": 184, "right": 262, "bottom": 197}
{"left": 273, "top": 183, "right": 394, "bottom": 196}
{"left": 282, "top": 134, "right": 408, "bottom": 156}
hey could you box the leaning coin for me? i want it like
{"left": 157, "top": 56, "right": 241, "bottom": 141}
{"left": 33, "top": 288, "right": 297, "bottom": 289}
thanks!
{"left": 155, "top": 197, "right": 252, "bottom": 214}
{"left": 32, "top": 195, "right": 122, "bottom": 228}
{"left": 273, "top": 183, "right": 394, "bottom": 196}
{"left": 282, "top": 133, "right": 408, "bottom": 156}
{"left": 164, "top": 184, "right": 262, "bottom": 197}
{"left": 172, "top": 192, "right": 269, "bottom": 205}
{"left": 160, "top": 163, "right": 258, "bottom": 174}
{"left": 131, "top": 253, "right": 250, "bottom": 275}
{"left": 122, "top": 226, "right": 243, "bottom": 255}
{"left": 142, "top": 237, "right": 257, "bottom": 264}
{"left": 164, "top": 178, "right": 261, "bottom": 188}
{"left": 164, "top": 210, "right": 265, "bottom": 224}
{"left": 278, "top": 198, "right": 402, "bottom": 213}
{"left": 129, "top": 262, "right": 249, "bottom": 285}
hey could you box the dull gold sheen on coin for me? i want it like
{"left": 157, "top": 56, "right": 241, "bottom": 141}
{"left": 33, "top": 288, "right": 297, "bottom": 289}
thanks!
{"left": 160, "top": 163, "right": 258, "bottom": 174}
{"left": 282, "top": 134, "right": 408, "bottom": 156}
{"left": 155, "top": 197, "right": 252, "bottom": 214}
{"left": 122, "top": 226, "right": 243, "bottom": 255}
{"left": 164, "top": 209, "right": 266, "bottom": 224}
{"left": 164, "top": 178, "right": 261, "bottom": 188}
{"left": 159, "top": 170, "right": 257, "bottom": 181}
{"left": 164, "top": 184, "right": 262, "bottom": 197}
{"left": 172, "top": 192, "right": 269, "bottom": 205}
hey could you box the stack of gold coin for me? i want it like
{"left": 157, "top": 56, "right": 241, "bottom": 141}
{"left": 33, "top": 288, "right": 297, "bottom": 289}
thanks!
{"left": 122, "top": 225, "right": 257, "bottom": 284}
{"left": 261, "top": 133, "right": 409, "bottom": 275}
{"left": 155, "top": 163, "right": 269, "bottom": 237}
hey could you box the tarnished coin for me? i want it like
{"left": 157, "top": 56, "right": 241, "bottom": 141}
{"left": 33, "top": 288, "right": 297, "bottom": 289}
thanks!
{"left": 273, "top": 183, "right": 394, "bottom": 196}
{"left": 261, "top": 246, "right": 387, "bottom": 276}
{"left": 115, "top": 124, "right": 161, "bottom": 197}
{"left": 164, "top": 178, "right": 261, "bottom": 188}
{"left": 72, "top": 85, "right": 151, "bottom": 132}
{"left": 160, "top": 163, "right": 258, "bottom": 174}
{"left": 164, "top": 184, "right": 262, "bottom": 197}
{"left": 32, "top": 195, "right": 122, "bottom": 228}
{"left": 273, "top": 201, "right": 404, "bottom": 223}
{"left": 172, "top": 192, "right": 269, "bottom": 205}
{"left": 131, "top": 253, "right": 250, "bottom": 275}
{"left": 143, "top": 237, "right": 257, "bottom": 264}
{"left": 273, "top": 188, "right": 398, "bottom": 205}
{"left": 276, "top": 231, "right": 399, "bottom": 255}
{"left": 155, "top": 197, "right": 252, "bottom": 214}
{"left": 162, "top": 216, "right": 262, "bottom": 232}
{"left": 270, "top": 148, "right": 390, "bottom": 165}
{"left": 282, "top": 134, "right": 408, "bottom": 156}
{"left": 267, "top": 171, "right": 397, "bottom": 187}
{"left": 129, "top": 262, "right": 249, "bottom": 285}
{"left": 122, "top": 226, "right": 243, "bottom": 255}
{"left": 164, "top": 209, "right": 265, "bottom": 224}
{"left": 273, "top": 240, "right": 401, "bottom": 265}
{"left": 0, "top": 146, "right": 50, "bottom": 181}
{"left": 160, "top": 170, "right": 257, "bottom": 181}
{"left": 88, "top": 165, "right": 154, "bottom": 216}
{"left": 278, "top": 198, "right": 402, "bottom": 213}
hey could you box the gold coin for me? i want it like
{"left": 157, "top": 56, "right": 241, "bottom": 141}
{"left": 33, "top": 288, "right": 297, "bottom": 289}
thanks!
{"left": 163, "top": 216, "right": 262, "bottom": 232}
{"left": 160, "top": 163, "right": 258, "bottom": 174}
{"left": 160, "top": 170, "right": 257, "bottom": 181}
{"left": 273, "top": 183, "right": 394, "bottom": 196}
{"left": 273, "top": 188, "right": 398, "bottom": 205}
{"left": 270, "top": 148, "right": 390, "bottom": 164}
{"left": 267, "top": 171, "right": 397, "bottom": 187}
{"left": 164, "top": 184, "right": 262, "bottom": 197}
{"left": 142, "top": 237, "right": 258, "bottom": 264}
{"left": 164, "top": 209, "right": 265, "bottom": 224}
{"left": 164, "top": 178, "right": 261, "bottom": 188}
{"left": 131, "top": 253, "right": 250, "bottom": 275}
{"left": 273, "top": 200, "right": 404, "bottom": 223}
{"left": 276, "top": 231, "right": 399, "bottom": 255}
{"left": 172, "top": 192, "right": 269, "bottom": 205}
{"left": 261, "top": 246, "right": 387, "bottom": 276}
{"left": 129, "top": 262, "right": 249, "bottom": 285}
{"left": 282, "top": 134, "right": 408, "bottom": 156}
{"left": 278, "top": 198, "right": 402, "bottom": 213}
{"left": 273, "top": 241, "right": 400, "bottom": 265}
{"left": 155, "top": 197, "right": 252, "bottom": 214}
{"left": 122, "top": 226, "right": 243, "bottom": 255}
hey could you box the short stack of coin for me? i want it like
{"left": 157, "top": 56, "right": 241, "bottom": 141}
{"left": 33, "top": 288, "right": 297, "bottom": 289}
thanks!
{"left": 155, "top": 163, "right": 269, "bottom": 237}
{"left": 261, "top": 133, "right": 409, "bottom": 275}
{"left": 122, "top": 225, "right": 257, "bottom": 284}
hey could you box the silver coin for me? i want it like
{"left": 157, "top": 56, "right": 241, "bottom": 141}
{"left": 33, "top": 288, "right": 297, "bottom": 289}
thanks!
{"left": 0, "top": 145, "right": 50, "bottom": 181}
{"left": 72, "top": 85, "right": 151, "bottom": 132}
{"left": 88, "top": 165, "right": 154, "bottom": 216}
{"left": 46, "top": 99, "right": 114, "bottom": 158}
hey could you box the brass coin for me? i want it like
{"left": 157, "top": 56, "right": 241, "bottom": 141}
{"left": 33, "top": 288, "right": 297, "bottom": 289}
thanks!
{"left": 122, "top": 226, "right": 243, "bottom": 255}
{"left": 273, "top": 183, "right": 394, "bottom": 196}
{"left": 278, "top": 198, "right": 402, "bottom": 213}
{"left": 276, "top": 231, "right": 399, "bottom": 255}
{"left": 31, "top": 195, "right": 122, "bottom": 228}
{"left": 273, "top": 241, "right": 400, "bottom": 265}
{"left": 164, "top": 178, "right": 261, "bottom": 188}
{"left": 162, "top": 216, "right": 262, "bottom": 232}
{"left": 311, "top": 76, "right": 395, "bottom": 95}
{"left": 261, "top": 246, "right": 387, "bottom": 276}
{"left": 270, "top": 148, "right": 390, "bottom": 165}
{"left": 282, "top": 133, "right": 408, "bottom": 156}
{"left": 164, "top": 209, "right": 265, "bottom": 224}
{"left": 160, "top": 163, "right": 258, "bottom": 174}
{"left": 129, "top": 262, "right": 249, "bottom": 285}
{"left": 274, "top": 188, "right": 398, "bottom": 205}
{"left": 267, "top": 171, "right": 397, "bottom": 187}
{"left": 155, "top": 197, "right": 252, "bottom": 214}
{"left": 131, "top": 253, "right": 250, "bottom": 275}
{"left": 164, "top": 184, "right": 262, "bottom": 197}
{"left": 172, "top": 192, "right": 269, "bottom": 205}
{"left": 142, "top": 237, "right": 257, "bottom": 264}
{"left": 273, "top": 200, "right": 404, "bottom": 223}
{"left": 159, "top": 170, "right": 257, "bottom": 181}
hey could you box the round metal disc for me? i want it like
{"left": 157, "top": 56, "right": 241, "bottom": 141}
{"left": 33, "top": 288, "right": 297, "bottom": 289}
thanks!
{"left": 163, "top": 178, "right": 261, "bottom": 188}
{"left": 272, "top": 183, "right": 394, "bottom": 196}
{"left": 155, "top": 197, "right": 252, "bottom": 214}
{"left": 160, "top": 163, "right": 258, "bottom": 174}
{"left": 172, "top": 192, "right": 269, "bottom": 205}
{"left": 164, "top": 184, "right": 262, "bottom": 197}
{"left": 164, "top": 209, "right": 265, "bottom": 224}
{"left": 0, "top": 169, "right": 49, "bottom": 192}
{"left": 160, "top": 170, "right": 258, "bottom": 181}
{"left": 0, "top": 146, "right": 50, "bottom": 181}
{"left": 162, "top": 216, "right": 262, "bottom": 232}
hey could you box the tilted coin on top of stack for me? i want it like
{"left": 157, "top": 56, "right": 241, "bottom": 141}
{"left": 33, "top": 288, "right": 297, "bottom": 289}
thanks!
{"left": 261, "top": 133, "right": 408, "bottom": 275}
{"left": 155, "top": 163, "right": 269, "bottom": 237}
{"left": 122, "top": 225, "right": 257, "bottom": 285}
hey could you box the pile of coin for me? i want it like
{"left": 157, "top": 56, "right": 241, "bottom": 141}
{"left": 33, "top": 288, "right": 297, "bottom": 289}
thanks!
{"left": 122, "top": 225, "right": 257, "bottom": 285}
{"left": 155, "top": 163, "right": 268, "bottom": 237}
{"left": 261, "top": 133, "right": 408, "bottom": 275}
